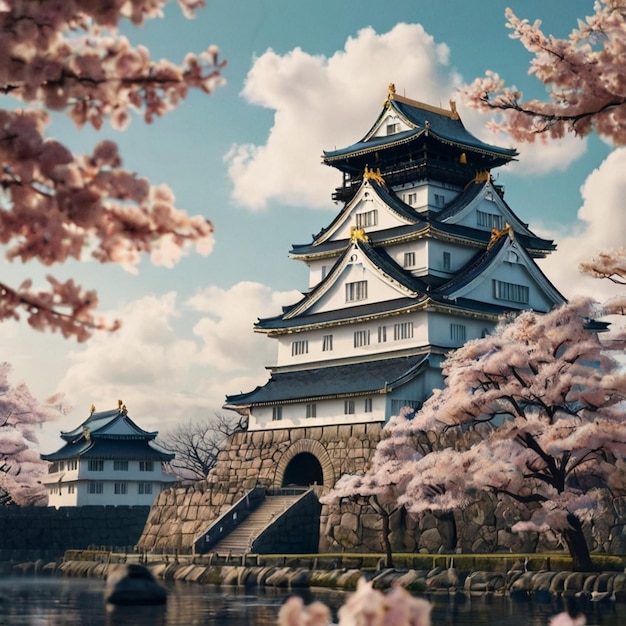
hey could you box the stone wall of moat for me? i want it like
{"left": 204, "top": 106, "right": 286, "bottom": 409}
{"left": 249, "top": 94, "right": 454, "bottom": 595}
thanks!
{"left": 138, "top": 423, "right": 626, "bottom": 555}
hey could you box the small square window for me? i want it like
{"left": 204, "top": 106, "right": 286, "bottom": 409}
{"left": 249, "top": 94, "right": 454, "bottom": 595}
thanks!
{"left": 344, "top": 400, "right": 355, "bottom": 415}
{"left": 306, "top": 404, "right": 317, "bottom": 418}
{"left": 404, "top": 252, "right": 416, "bottom": 268}
{"left": 272, "top": 406, "right": 283, "bottom": 421}
{"left": 364, "top": 398, "right": 373, "bottom": 413}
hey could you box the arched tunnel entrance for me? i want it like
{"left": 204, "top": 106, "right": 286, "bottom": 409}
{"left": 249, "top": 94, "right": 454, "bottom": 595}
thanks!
{"left": 281, "top": 452, "right": 323, "bottom": 487}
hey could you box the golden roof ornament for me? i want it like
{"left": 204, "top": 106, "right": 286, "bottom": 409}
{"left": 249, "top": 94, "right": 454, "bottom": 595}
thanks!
{"left": 89, "top": 404, "right": 95, "bottom": 415}
{"left": 388, "top": 83, "right": 396, "bottom": 100}
{"left": 82, "top": 426, "right": 91, "bottom": 442}
{"left": 465, "top": 170, "right": 491, "bottom": 188}
{"left": 364, "top": 165, "right": 385, "bottom": 185}
{"left": 487, "top": 223, "right": 514, "bottom": 249}
{"left": 449, "top": 99, "right": 459, "bottom": 119}
{"left": 350, "top": 226, "right": 370, "bottom": 243}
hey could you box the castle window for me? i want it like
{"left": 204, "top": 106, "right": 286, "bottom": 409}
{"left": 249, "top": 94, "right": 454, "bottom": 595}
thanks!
{"left": 68, "top": 484, "right": 75, "bottom": 494}
{"left": 354, "top": 330, "right": 370, "bottom": 348}
{"left": 114, "top": 460, "right": 128, "bottom": 471}
{"left": 450, "top": 323, "right": 467, "bottom": 343}
{"left": 306, "top": 404, "right": 317, "bottom": 418}
{"left": 272, "top": 406, "right": 283, "bottom": 421}
{"left": 443, "top": 251, "right": 451, "bottom": 271}
{"left": 345, "top": 280, "right": 367, "bottom": 302}
{"left": 356, "top": 209, "right": 378, "bottom": 228}
{"left": 406, "top": 192, "right": 417, "bottom": 206}
{"left": 88, "top": 460, "right": 104, "bottom": 472}
{"left": 89, "top": 482, "right": 103, "bottom": 494}
{"left": 139, "top": 461, "right": 154, "bottom": 472}
{"left": 378, "top": 326, "right": 387, "bottom": 343}
{"left": 321, "top": 265, "right": 328, "bottom": 280}
{"left": 477, "top": 210, "right": 504, "bottom": 230}
{"left": 364, "top": 398, "right": 373, "bottom": 413}
{"left": 68, "top": 459, "right": 78, "bottom": 471}
{"left": 393, "top": 322, "right": 414, "bottom": 341}
{"left": 322, "top": 334, "right": 333, "bottom": 351}
{"left": 344, "top": 400, "right": 355, "bottom": 415}
{"left": 138, "top": 483, "right": 153, "bottom": 495}
{"left": 434, "top": 193, "right": 445, "bottom": 207}
{"left": 114, "top": 482, "right": 128, "bottom": 495}
{"left": 386, "top": 122, "right": 399, "bottom": 135}
{"left": 403, "top": 252, "right": 416, "bottom": 268}
{"left": 493, "top": 280, "right": 529, "bottom": 304}
{"left": 485, "top": 190, "right": 494, "bottom": 201}
{"left": 291, "top": 339, "right": 309, "bottom": 356}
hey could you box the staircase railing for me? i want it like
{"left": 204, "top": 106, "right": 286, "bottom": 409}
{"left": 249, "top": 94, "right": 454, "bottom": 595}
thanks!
{"left": 193, "top": 486, "right": 265, "bottom": 555}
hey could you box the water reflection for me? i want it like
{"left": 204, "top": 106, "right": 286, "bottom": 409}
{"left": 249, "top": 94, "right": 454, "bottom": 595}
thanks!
{"left": 0, "top": 577, "right": 623, "bottom": 625}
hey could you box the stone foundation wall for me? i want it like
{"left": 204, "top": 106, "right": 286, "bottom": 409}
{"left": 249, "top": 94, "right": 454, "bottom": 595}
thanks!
{"left": 139, "top": 421, "right": 626, "bottom": 556}
{"left": 138, "top": 422, "right": 384, "bottom": 551}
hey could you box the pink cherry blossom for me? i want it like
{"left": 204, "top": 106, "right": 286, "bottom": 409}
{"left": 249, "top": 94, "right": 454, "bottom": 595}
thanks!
{"left": 0, "top": 0, "right": 224, "bottom": 340}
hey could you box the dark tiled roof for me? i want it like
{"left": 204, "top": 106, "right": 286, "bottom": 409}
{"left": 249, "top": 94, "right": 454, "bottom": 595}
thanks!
{"left": 61, "top": 408, "right": 157, "bottom": 442}
{"left": 224, "top": 354, "right": 431, "bottom": 406}
{"left": 323, "top": 98, "right": 517, "bottom": 163}
{"left": 41, "top": 438, "right": 174, "bottom": 462}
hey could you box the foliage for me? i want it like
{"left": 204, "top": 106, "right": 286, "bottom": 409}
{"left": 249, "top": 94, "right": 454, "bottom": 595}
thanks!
{"left": 379, "top": 299, "right": 626, "bottom": 570}
{"left": 0, "top": 362, "right": 63, "bottom": 505}
{"left": 158, "top": 413, "right": 246, "bottom": 480}
{"left": 0, "top": 0, "right": 224, "bottom": 340}
{"left": 463, "top": 1, "right": 626, "bottom": 145}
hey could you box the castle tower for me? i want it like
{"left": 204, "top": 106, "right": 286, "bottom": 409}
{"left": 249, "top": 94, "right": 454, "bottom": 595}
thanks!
{"left": 224, "top": 85, "right": 563, "bottom": 441}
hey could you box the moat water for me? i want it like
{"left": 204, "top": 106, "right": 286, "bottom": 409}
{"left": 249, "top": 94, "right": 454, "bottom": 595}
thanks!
{"left": 0, "top": 577, "right": 625, "bottom": 625}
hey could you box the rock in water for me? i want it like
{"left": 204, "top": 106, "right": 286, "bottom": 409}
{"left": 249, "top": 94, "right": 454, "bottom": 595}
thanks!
{"left": 105, "top": 564, "right": 167, "bottom": 606}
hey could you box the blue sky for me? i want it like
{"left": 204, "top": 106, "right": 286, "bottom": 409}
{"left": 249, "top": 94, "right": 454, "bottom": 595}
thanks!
{"left": 3, "top": 1, "right": 623, "bottom": 452}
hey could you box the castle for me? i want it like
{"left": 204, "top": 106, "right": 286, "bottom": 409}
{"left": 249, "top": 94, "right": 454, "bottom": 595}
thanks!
{"left": 137, "top": 86, "right": 565, "bottom": 554}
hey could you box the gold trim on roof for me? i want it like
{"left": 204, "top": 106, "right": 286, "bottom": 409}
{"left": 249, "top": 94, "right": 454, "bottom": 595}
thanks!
{"left": 465, "top": 170, "right": 491, "bottom": 188}
{"left": 350, "top": 226, "right": 369, "bottom": 243}
{"left": 364, "top": 165, "right": 385, "bottom": 184}
{"left": 487, "top": 223, "right": 514, "bottom": 249}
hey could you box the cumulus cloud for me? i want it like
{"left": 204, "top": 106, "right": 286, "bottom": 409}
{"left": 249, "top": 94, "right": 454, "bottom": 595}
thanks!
{"left": 226, "top": 23, "right": 461, "bottom": 211}
{"left": 40, "top": 282, "right": 299, "bottom": 452}
{"left": 536, "top": 148, "right": 626, "bottom": 303}
{"left": 227, "top": 23, "right": 588, "bottom": 211}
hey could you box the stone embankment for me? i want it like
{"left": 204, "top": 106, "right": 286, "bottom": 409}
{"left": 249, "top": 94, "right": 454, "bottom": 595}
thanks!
{"left": 14, "top": 556, "right": 626, "bottom": 604}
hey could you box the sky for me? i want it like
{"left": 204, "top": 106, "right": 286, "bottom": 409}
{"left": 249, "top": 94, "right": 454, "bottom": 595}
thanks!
{"left": 2, "top": 1, "right": 623, "bottom": 453}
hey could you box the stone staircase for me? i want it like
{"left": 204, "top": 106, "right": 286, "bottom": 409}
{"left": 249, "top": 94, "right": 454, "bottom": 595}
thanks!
{"left": 210, "top": 493, "right": 303, "bottom": 554}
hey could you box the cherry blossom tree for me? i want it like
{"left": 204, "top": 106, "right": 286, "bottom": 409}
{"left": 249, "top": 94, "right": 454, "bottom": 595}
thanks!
{"left": 0, "top": 362, "right": 63, "bottom": 505}
{"left": 377, "top": 298, "right": 626, "bottom": 571}
{"left": 0, "top": 0, "right": 224, "bottom": 340}
{"left": 462, "top": 1, "right": 626, "bottom": 144}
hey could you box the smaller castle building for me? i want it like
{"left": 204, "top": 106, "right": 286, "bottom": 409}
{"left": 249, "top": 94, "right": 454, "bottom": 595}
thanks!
{"left": 41, "top": 402, "right": 175, "bottom": 507}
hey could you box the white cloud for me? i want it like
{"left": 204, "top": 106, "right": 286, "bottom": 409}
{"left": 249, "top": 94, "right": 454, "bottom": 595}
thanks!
{"left": 39, "top": 282, "right": 299, "bottom": 453}
{"left": 536, "top": 148, "right": 626, "bottom": 303}
{"left": 227, "top": 23, "right": 461, "bottom": 211}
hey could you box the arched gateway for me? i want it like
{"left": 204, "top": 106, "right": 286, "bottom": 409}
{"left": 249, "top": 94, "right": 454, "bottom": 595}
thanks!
{"left": 273, "top": 439, "right": 335, "bottom": 489}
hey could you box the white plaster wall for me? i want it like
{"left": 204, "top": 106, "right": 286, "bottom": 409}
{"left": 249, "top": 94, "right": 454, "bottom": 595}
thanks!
{"left": 247, "top": 395, "right": 386, "bottom": 431}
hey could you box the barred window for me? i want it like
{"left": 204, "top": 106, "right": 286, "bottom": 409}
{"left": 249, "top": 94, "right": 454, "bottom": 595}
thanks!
{"left": 138, "top": 483, "right": 153, "bottom": 495}
{"left": 393, "top": 322, "right": 414, "bottom": 341}
{"left": 354, "top": 330, "right": 370, "bottom": 348}
{"left": 443, "top": 251, "right": 451, "bottom": 271}
{"left": 386, "top": 123, "right": 399, "bottom": 135}
{"left": 139, "top": 461, "right": 154, "bottom": 472}
{"left": 450, "top": 323, "right": 467, "bottom": 343}
{"left": 493, "top": 279, "right": 529, "bottom": 304}
{"left": 403, "top": 252, "right": 416, "bottom": 268}
{"left": 306, "top": 404, "right": 317, "bottom": 418}
{"left": 89, "top": 482, "right": 103, "bottom": 494}
{"left": 114, "top": 482, "right": 128, "bottom": 495}
{"left": 406, "top": 192, "right": 417, "bottom": 206}
{"left": 377, "top": 326, "right": 387, "bottom": 343}
{"left": 114, "top": 460, "right": 128, "bottom": 471}
{"left": 344, "top": 400, "right": 355, "bottom": 415}
{"left": 477, "top": 210, "right": 504, "bottom": 230}
{"left": 291, "top": 339, "right": 309, "bottom": 356}
{"left": 345, "top": 281, "right": 368, "bottom": 302}
{"left": 88, "top": 460, "right": 104, "bottom": 472}
{"left": 322, "top": 335, "right": 333, "bottom": 352}
{"left": 364, "top": 398, "right": 373, "bottom": 413}
{"left": 68, "top": 484, "right": 75, "bottom": 494}
{"left": 272, "top": 406, "right": 283, "bottom": 421}
{"left": 434, "top": 193, "right": 445, "bottom": 207}
{"left": 356, "top": 209, "right": 378, "bottom": 228}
